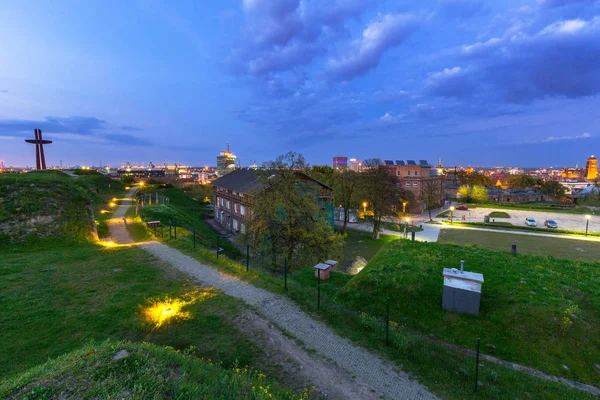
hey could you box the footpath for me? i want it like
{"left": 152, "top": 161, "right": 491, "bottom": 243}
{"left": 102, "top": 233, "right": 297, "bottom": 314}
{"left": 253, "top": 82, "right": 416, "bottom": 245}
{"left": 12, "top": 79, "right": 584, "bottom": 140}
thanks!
{"left": 108, "top": 190, "right": 437, "bottom": 400}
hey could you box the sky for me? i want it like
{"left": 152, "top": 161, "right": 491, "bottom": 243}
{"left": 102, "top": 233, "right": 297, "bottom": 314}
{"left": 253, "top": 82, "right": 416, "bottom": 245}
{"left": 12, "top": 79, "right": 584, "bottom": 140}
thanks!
{"left": 1, "top": 0, "right": 599, "bottom": 168}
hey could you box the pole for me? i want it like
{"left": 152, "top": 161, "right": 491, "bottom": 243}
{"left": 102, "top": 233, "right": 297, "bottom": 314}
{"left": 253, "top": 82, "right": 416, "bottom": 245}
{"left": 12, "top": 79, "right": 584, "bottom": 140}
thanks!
{"left": 174, "top": 222, "right": 177, "bottom": 239}
{"left": 411, "top": 231, "right": 415, "bottom": 242}
{"left": 385, "top": 297, "right": 390, "bottom": 346}
{"left": 586, "top": 219, "right": 589, "bottom": 237}
{"left": 216, "top": 235, "right": 219, "bottom": 259}
{"left": 284, "top": 256, "right": 288, "bottom": 291}
{"left": 474, "top": 337, "right": 480, "bottom": 392}
{"left": 451, "top": 211, "right": 453, "bottom": 224}
{"left": 317, "top": 268, "right": 321, "bottom": 310}
{"left": 246, "top": 244, "right": 249, "bottom": 272}
{"left": 193, "top": 227, "right": 196, "bottom": 249}
{"left": 161, "top": 225, "right": 164, "bottom": 239}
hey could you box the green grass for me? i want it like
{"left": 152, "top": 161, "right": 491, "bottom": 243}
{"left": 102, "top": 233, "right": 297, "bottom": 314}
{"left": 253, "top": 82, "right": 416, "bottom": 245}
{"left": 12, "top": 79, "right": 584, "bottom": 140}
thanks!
{"left": 442, "top": 220, "right": 600, "bottom": 238}
{"left": 488, "top": 211, "right": 510, "bottom": 218}
{"left": 475, "top": 202, "right": 600, "bottom": 215}
{"left": 339, "top": 228, "right": 397, "bottom": 265}
{"left": 0, "top": 242, "right": 274, "bottom": 384}
{"left": 0, "top": 341, "right": 304, "bottom": 399}
{"left": 438, "top": 228, "right": 600, "bottom": 262}
{"left": 380, "top": 221, "right": 424, "bottom": 233}
{"left": 341, "top": 240, "right": 600, "bottom": 387}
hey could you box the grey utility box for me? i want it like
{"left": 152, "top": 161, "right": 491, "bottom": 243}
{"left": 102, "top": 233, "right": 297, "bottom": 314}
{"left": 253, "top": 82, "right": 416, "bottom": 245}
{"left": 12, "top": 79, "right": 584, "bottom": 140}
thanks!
{"left": 442, "top": 268, "right": 484, "bottom": 316}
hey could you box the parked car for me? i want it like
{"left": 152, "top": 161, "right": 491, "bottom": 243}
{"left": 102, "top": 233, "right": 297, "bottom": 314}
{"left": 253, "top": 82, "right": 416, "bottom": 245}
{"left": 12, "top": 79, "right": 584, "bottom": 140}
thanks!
{"left": 544, "top": 219, "right": 558, "bottom": 228}
{"left": 525, "top": 217, "right": 536, "bottom": 227}
{"left": 456, "top": 205, "right": 468, "bottom": 211}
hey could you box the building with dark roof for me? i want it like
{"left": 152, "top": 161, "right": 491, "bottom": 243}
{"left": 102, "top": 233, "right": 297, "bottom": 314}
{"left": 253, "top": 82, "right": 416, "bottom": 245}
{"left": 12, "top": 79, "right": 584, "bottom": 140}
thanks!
{"left": 384, "top": 159, "right": 445, "bottom": 213}
{"left": 211, "top": 168, "right": 334, "bottom": 234}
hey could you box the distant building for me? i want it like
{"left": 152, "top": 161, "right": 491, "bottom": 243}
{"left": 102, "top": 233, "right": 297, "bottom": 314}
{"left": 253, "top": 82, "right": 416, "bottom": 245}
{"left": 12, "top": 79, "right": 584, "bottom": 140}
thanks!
{"left": 586, "top": 155, "right": 598, "bottom": 180}
{"left": 332, "top": 156, "right": 348, "bottom": 171}
{"left": 487, "top": 187, "right": 542, "bottom": 203}
{"left": 212, "top": 168, "right": 334, "bottom": 235}
{"left": 349, "top": 158, "right": 362, "bottom": 172}
{"left": 217, "top": 143, "right": 237, "bottom": 176}
{"left": 561, "top": 164, "right": 586, "bottom": 180}
{"left": 384, "top": 159, "right": 446, "bottom": 213}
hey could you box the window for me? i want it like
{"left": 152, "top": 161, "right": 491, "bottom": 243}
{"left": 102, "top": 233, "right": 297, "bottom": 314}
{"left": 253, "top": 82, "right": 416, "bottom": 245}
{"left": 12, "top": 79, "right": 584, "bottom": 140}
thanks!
{"left": 226, "top": 200, "right": 230, "bottom": 209}
{"left": 407, "top": 170, "right": 410, "bottom": 176}
{"left": 413, "top": 182, "right": 418, "bottom": 187}
{"left": 234, "top": 203, "right": 238, "bottom": 213}
{"left": 241, "top": 205, "right": 246, "bottom": 216}
{"left": 406, "top": 182, "right": 411, "bottom": 187}
{"left": 396, "top": 170, "right": 400, "bottom": 176}
{"left": 241, "top": 223, "right": 246, "bottom": 234}
{"left": 220, "top": 198, "right": 224, "bottom": 206}
{"left": 233, "top": 219, "right": 239, "bottom": 231}
{"left": 414, "top": 171, "right": 418, "bottom": 176}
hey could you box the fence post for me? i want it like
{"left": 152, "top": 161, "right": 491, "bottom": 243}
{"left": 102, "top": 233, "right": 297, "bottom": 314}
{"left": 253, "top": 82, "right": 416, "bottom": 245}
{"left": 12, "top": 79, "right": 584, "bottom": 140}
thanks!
{"left": 386, "top": 297, "right": 390, "bottom": 346}
{"left": 511, "top": 244, "right": 517, "bottom": 256}
{"left": 284, "top": 256, "right": 288, "bottom": 291}
{"left": 216, "top": 235, "right": 220, "bottom": 259}
{"left": 174, "top": 221, "right": 177, "bottom": 240}
{"left": 161, "top": 225, "right": 164, "bottom": 239}
{"left": 193, "top": 227, "right": 196, "bottom": 249}
{"left": 317, "top": 269, "right": 321, "bottom": 310}
{"left": 246, "top": 244, "right": 249, "bottom": 272}
{"left": 169, "top": 220, "right": 172, "bottom": 239}
{"left": 411, "top": 231, "right": 415, "bottom": 242}
{"left": 475, "top": 337, "right": 481, "bottom": 392}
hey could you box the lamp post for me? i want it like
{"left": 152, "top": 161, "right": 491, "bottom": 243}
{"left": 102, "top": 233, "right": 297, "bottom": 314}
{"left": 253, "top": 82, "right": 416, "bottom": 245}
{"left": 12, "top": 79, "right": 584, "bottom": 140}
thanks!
{"left": 586, "top": 214, "right": 591, "bottom": 236}
{"left": 362, "top": 201, "right": 367, "bottom": 219}
{"left": 404, "top": 217, "right": 410, "bottom": 238}
{"left": 450, "top": 206, "right": 455, "bottom": 225}
{"left": 402, "top": 201, "right": 407, "bottom": 214}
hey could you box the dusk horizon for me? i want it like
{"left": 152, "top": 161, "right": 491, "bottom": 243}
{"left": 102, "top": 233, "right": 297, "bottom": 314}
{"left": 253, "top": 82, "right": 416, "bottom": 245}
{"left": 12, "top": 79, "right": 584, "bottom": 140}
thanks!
{"left": 2, "top": 0, "right": 599, "bottom": 167}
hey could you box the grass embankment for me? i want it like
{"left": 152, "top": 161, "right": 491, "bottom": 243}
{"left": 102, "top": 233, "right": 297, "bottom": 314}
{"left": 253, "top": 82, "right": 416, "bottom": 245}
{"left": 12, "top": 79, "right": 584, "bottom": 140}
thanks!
{"left": 341, "top": 240, "right": 600, "bottom": 386}
{"left": 0, "top": 171, "right": 93, "bottom": 243}
{"left": 1, "top": 341, "right": 302, "bottom": 399}
{"left": 144, "top": 188, "right": 594, "bottom": 399}
{"left": 380, "top": 221, "right": 424, "bottom": 233}
{"left": 488, "top": 211, "right": 510, "bottom": 218}
{"left": 438, "top": 229, "right": 600, "bottom": 262}
{"left": 475, "top": 202, "right": 600, "bottom": 215}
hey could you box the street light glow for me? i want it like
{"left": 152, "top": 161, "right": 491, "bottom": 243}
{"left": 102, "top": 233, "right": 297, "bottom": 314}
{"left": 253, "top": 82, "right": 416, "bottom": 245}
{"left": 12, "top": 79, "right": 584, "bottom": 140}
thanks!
{"left": 586, "top": 215, "right": 592, "bottom": 220}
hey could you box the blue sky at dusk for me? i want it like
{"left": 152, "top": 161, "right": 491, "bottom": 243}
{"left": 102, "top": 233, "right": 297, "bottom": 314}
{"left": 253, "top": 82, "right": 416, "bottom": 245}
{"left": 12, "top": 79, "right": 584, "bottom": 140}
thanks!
{"left": 1, "top": 0, "right": 599, "bottom": 168}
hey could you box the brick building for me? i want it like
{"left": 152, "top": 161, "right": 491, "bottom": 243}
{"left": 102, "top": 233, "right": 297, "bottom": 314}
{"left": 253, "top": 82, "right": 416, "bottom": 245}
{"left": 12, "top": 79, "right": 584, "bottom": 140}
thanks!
{"left": 384, "top": 160, "right": 446, "bottom": 213}
{"left": 487, "top": 187, "right": 542, "bottom": 203}
{"left": 212, "top": 168, "right": 334, "bottom": 234}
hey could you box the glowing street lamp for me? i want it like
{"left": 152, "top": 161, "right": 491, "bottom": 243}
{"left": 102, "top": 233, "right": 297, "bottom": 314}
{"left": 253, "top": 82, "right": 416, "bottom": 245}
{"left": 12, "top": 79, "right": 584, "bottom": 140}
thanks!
{"left": 362, "top": 201, "right": 367, "bottom": 214}
{"left": 109, "top": 201, "right": 117, "bottom": 208}
{"left": 450, "top": 206, "right": 455, "bottom": 225}
{"left": 586, "top": 214, "right": 591, "bottom": 236}
{"left": 402, "top": 201, "right": 407, "bottom": 214}
{"left": 139, "top": 181, "right": 145, "bottom": 188}
{"left": 404, "top": 217, "right": 411, "bottom": 238}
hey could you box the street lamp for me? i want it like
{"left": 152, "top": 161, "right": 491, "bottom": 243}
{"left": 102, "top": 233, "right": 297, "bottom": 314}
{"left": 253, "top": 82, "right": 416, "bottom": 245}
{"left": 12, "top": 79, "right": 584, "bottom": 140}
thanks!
{"left": 362, "top": 201, "right": 367, "bottom": 214}
{"left": 402, "top": 201, "right": 407, "bottom": 214}
{"left": 450, "top": 206, "right": 455, "bottom": 225}
{"left": 404, "top": 217, "right": 410, "bottom": 238}
{"left": 586, "top": 214, "right": 591, "bottom": 236}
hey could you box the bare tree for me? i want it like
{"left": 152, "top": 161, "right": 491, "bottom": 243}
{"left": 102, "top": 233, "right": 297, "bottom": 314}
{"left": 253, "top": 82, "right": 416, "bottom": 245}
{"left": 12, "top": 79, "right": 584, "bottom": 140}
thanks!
{"left": 421, "top": 179, "right": 442, "bottom": 221}
{"left": 360, "top": 159, "right": 399, "bottom": 239}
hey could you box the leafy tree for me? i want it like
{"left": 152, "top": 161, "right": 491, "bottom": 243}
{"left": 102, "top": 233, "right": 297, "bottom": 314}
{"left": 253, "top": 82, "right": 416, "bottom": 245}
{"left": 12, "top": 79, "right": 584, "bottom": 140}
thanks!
{"left": 471, "top": 185, "right": 489, "bottom": 203}
{"left": 458, "top": 185, "right": 472, "bottom": 201}
{"left": 456, "top": 171, "right": 491, "bottom": 186}
{"left": 540, "top": 181, "right": 566, "bottom": 199}
{"left": 334, "top": 170, "right": 360, "bottom": 234}
{"left": 246, "top": 152, "right": 343, "bottom": 270}
{"left": 360, "top": 159, "right": 400, "bottom": 239}
{"left": 507, "top": 174, "right": 538, "bottom": 189}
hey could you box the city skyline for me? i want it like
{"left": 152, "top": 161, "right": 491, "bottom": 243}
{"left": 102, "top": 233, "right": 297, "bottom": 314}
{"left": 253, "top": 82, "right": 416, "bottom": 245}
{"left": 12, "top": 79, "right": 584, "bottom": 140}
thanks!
{"left": 1, "top": 0, "right": 599, "bottom": 167}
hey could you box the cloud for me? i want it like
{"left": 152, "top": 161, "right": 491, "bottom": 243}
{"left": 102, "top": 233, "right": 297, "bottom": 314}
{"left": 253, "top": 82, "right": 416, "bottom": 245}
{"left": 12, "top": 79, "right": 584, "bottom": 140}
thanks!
{"left": 427, "top": 16, "right": 600, "bottom": 103}
{"left": 0, "top": 116, "right": 149, "bottom": 146}
{"left": 327, "top": 13, "right": 419, "bottom": 80}
{"left": 0, "top": 90, "right": 8, "bottom": 93}
{"left": 543, "top": 131, "right": 592, "bottom": 142}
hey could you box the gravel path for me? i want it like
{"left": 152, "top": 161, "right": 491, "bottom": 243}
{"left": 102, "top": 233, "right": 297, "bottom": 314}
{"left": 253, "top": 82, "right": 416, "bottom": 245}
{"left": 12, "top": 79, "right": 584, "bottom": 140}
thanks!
{"left": 108, "top": 188, "right": 137, "bottom": 244}
{"left": 139, "top": 241, "right": 437, "bottom": 400}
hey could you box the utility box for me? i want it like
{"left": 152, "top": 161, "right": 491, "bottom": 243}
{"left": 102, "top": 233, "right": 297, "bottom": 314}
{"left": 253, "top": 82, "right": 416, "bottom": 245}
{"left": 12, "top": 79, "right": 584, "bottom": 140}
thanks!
{"left": 442, "top": 267, "right": 484, "bottom": 316}
{"left": 314, "top": 263, "right": 332, "bottom": 280}
{"left": 324, "top": 260, "right": 338, "bottom": 269}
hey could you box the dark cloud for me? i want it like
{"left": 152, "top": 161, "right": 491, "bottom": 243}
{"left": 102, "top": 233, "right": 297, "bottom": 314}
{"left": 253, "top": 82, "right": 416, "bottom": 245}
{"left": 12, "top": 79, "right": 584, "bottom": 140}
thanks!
{"left": 120, "top": 125, "right": 142, "bottom": 131}
{"left": 438, "top": 0, "right": 484, "bottom": 18}
{"left": 327, "top": 14, "right": 419, "bottom": 80}
{"left": 427, "top": 17, "right": 600, "bottom": 103}
{"left": 538, "top": 0, "right": 598, "bottom": 9}
{"left": 0, "top": 116, "right": 148, "bottom": 146}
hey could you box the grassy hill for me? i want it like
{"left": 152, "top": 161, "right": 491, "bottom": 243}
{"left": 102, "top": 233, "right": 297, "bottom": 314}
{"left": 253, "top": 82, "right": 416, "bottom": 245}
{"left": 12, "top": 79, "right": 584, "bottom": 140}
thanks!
{"left": 339, "top": 240, "right": 600, "bottom": 386}
{"left": 0, "top": 341, "right": 300, "bottom": 399}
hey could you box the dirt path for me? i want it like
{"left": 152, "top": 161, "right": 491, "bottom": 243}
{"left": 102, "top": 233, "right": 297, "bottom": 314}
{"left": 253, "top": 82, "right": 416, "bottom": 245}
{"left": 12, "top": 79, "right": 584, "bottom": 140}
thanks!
{"left": 139, "top": 241, "right": 436, "bottom": 400}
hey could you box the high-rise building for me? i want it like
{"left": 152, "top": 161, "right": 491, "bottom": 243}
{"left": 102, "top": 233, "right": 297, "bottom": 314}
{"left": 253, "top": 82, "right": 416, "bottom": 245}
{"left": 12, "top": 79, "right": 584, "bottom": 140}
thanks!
{"left": 217, "top": 143, "right": 237, "bottom": 176}
{"left": 349, "top": 158, "right": 362, "bottom": 172}
{"left": 586, "top": 155, "right": 598, "bottom": 180}
{"left": 333, "top": 156, "right": 348, "bottom": 171}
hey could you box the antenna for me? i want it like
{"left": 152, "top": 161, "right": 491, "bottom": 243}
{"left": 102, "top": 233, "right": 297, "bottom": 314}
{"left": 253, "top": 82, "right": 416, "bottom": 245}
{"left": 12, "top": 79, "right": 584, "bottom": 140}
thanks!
{"left": 226, "top": 142, "right": 230, "bottom": 152}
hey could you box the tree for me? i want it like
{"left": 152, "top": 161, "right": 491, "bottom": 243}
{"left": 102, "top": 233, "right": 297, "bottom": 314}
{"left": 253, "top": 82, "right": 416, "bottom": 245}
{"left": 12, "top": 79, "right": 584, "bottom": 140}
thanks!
{"left": 471, "top": 185, "right": 489, "bottom": 203}
{"left": 360, "top": 159, "right": 399, "bottom": 239}
{"left": 507, "top": 174, "right": 538, "bottom": 189}
{"left": 458, "top": 185, "right": 472, "bottom": 201}
{"left": 334, "top": 170, "right": 360, "bottom": 234}
{"left": 246, "top": 152, "right": 343, "bottom": 270}
{"left": 540, "top": 181, "right": 566, "bottom": 199}
{"left": 421, "top": 179, "right": 442, "bottom": 221}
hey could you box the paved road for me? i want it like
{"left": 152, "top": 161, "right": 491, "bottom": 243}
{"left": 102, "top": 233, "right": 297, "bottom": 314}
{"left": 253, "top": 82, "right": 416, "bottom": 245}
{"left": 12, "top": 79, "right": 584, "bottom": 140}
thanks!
{"left": 108, "top": 188, "right": 137, "bottom": 244}
{"left": 335, "top": 220, "right": 441, "bottom": 242}
{"left": 139, "top": 241, "right": 437, "bottom": 400}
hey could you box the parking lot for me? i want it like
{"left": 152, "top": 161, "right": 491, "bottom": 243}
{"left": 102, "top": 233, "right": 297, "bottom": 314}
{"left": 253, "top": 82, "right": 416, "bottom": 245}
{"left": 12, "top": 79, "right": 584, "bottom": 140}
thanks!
{"left": 437, "top": 207, "right": 600, "bottom": 233}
